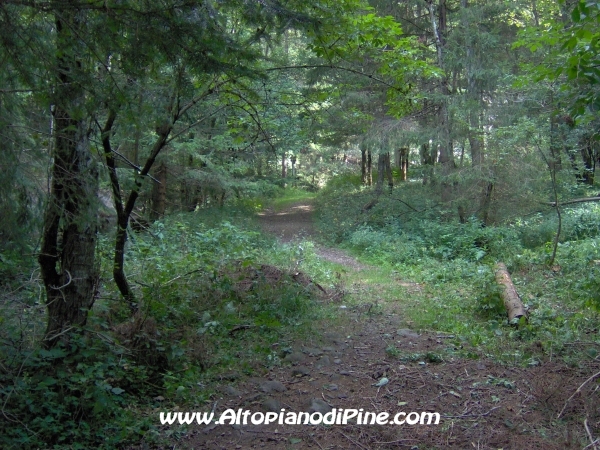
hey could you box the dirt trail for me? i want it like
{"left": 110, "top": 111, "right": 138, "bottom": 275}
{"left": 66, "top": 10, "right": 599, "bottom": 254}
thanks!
{"left": 178, "top": 201, "right": 600, "bottom": 450}
{"left": 257, "top": 200, "right": 367, "bottom": 270}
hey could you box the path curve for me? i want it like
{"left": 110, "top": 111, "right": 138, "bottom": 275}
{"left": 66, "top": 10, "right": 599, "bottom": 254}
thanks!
{"left": 257, "top": 200, "right": 367, "bottom": 270}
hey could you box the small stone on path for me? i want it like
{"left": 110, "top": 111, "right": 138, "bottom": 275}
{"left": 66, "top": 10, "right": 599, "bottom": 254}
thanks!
{"left": 291, "top": 366, "right": 311, "bottom": 377}
{"left": 308, "top": 398, "right": 332, "bottom": 414}
{"left": 397, "top": 329, "right": 420, "bottom": 339}
{"left": 262, "top": 397, "right": 282, "bottom": 412}
{"left": 259, "top": 380, "right": 287, "bottom": 394}
{"left": 284, "top": 352, "right": 306, "bottom": 364}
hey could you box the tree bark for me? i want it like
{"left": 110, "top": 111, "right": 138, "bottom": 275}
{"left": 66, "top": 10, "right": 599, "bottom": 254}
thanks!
{"left": 150, "top": 161, "right": 167, "bottom": 220}
{"left": 361, "top": 146, "right": 367, "bottom": 185}
{"left": 375, "top": 153, "right": 386, "bottom": 195}
{"left": 367, "top": 149, "right": 373, "bottom": 186}
{"left": 580, "top": 137, "right": 595, "bottom": 185}
{"left": 385, "top": 152, "right": 394, "bottom": 193}
{"left": 494, "top": 263, "right": 527, "bottom": 322}
{"left": 479, "top": 181, "right": 494, "bottom": 225}
{"left": 421, "top": 142, "right": 434, "bottom": 185}
{"left": 428, "top": 0, "right": 454, "bottom": 204}
{"left": 399, "top": 147, "right": 409, "bottom": 181}
{"left": 39, "top": 5, "right": 99, "bottom": 348}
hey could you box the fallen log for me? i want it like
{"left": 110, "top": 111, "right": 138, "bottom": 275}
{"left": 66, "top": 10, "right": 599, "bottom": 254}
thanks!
{"left": 494, "top": 262, "right": 527, "bottom": 322}
{"left": 543, "top": 196, "right": 600, "bottom": 207}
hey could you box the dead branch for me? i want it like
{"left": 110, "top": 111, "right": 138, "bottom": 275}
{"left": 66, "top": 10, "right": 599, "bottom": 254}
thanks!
{"left": 557, "top": 370, "right": 600, "bottom": 419}
{"left": 544, "top": 196, "right": 600, "bottom": 207}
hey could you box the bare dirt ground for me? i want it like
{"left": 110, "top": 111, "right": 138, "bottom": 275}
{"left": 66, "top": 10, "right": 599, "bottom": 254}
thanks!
{"left": 257, "top": 201, "right": 368, "bottom": 271}
{"left": 178, "top": 201, "right": 600, "bottom": 450}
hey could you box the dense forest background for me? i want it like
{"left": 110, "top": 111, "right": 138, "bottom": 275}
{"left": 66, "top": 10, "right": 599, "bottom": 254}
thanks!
{"left": 1, "top": 0, "right": 600, "bottom": 448}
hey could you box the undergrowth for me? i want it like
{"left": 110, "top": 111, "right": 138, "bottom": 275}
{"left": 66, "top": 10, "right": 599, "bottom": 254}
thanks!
{"left": 3, "top": 181, "right": 600, "bottom": 448}
{"left": 0, "top": 199, "right": 337, "bottom": 449}
{"left": 314, "top": 176, "right": 600, "bottom": 366}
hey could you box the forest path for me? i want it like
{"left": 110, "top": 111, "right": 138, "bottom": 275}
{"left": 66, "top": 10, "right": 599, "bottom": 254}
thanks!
{"left": 180, "top": 200, "right": 600, "bottom": 450}
{"left": 179, "top": 199, "right": 592, "bottom": 450}
{"left": 256, "top": 200, "right": 368, "bottom": 271}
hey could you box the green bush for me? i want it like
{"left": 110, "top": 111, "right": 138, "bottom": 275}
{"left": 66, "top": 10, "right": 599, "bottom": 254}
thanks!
{"left": 0, "top": 336, "right": 153, "bottom": 449}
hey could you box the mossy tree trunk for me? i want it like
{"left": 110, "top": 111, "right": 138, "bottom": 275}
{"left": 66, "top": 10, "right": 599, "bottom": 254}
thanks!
{"left": 39, "top": 4, "right": 99, "bottom": 348}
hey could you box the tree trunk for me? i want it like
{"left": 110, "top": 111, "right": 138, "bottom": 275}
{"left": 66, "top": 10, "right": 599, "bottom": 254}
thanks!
{"left": 495, "top": 263, "right": 527, "bottom": 322}
{"left": 385, "top": 152, "right": 394, "bottom": 193}
{"left": 581, "top": 138, "right": 595, "bottom": 185}
{"left": 367, "top": 149, "right": 373, "bottom": 186}
{"left": 421, "top": 143, "right": 434, "bottom": 185}
{"left": 400, "top": 147, "right": 409, "bottom": 181}
{"left": 479, "top": 181, "right": 494, "bottom": 225}
{"left": 549, "top": 113, "right": 564, "bottom": 172}
{"left": 150, "top": 161, "right": 167, "bottom": 220}
{"left": 39, "top": 5, "right": 99, "bottom": 348}
{"left": 429, "top": 0, "right": 454, "bottom": 204}
{"left": 361, "top": 147, "right": 368, "bottom": 185}
{"left": 394, "top": 148, "right": 401, "bottom": 168}
{"left": 281, "top": 153, "right": 287, "bottom": 179}
{"left": 375, "top": 153, "right": 386, "bottom": 195}
{"left": 102, "top": 105, "right": 173, "bottom": 311}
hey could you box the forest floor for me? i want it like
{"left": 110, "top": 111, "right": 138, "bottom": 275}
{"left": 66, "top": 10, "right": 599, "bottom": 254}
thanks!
{"left": 179, "top": 201, "right": 600, "bottom": 450}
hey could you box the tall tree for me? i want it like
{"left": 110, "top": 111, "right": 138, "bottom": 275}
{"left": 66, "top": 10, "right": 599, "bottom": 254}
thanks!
{"left": 38, "top": 2, "right": 100, "bottom": 347}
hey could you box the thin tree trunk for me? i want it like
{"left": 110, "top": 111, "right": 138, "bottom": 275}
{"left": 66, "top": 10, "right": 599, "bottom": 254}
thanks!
{"left": 429, "top": 0, "right": 453, "bottom": 204}
{"left": 479, "top": 181, "right": 494, "bottom": 225}
{"left": 150, "top": 161, "right": 167, "bottom": 220}
{"left": 375, "top": 153, "right": 386, "bottom": 195}
{"left": 400, "top": 147, "right": 409, "bottom": 181}
{"left": 581, "top": 138, "right": 595, "bottom": 185}
{"left": 385, "top": 152, "right": 394, "bottom": 193}
{"left": 421, "top": 143, "right": 434, "bottom": 185}
{"left": 367, "top": 150, "right": 372, "bottom": 186}
{"left": 394, "top": 148, "right": 401, "bottom": 168}
{"left": 361, "top": 147, "right": 367, "bottom": 185}
{"left": 102, "top": 103, "right": 173, "bottom": 310}
{"left": 535, "top": 141, "right": 561, "bottom": 266}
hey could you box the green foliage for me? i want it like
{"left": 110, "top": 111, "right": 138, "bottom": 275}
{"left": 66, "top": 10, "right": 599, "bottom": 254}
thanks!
{"left": 515, "top": 0, "right": 600, "bottom": 119}
{"left": 316, "top": 180, "right": 522, "bottom": 264}
{"left": 0, "top": 336, "right": 153, "bottom": 449}
{"left": 1, "top": 205, "right": 334, "bottom": 448}
{"left": 515, "top": 204, "right": 600, "bottom": 248}
{"left": 315, "top": 174, "right": 600, "bottom": 365}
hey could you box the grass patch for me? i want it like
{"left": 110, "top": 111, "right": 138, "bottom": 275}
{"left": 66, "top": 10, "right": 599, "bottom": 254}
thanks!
{"left": 269, "top": 187, "right": 317, "bottom": 211}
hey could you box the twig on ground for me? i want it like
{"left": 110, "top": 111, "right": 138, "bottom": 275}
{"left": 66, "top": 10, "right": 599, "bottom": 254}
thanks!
{"left": 584, "top": 439, "right": 600, "bottom": 450}
{"left": 584, "top": 418, "right": 599, "bottom": 450}
{"left": 442, "top": 406, "right": 501, "bottom": 419}
{"left": 338, "top": 431, "right": 371, "bottom": 450}
{"left": 310, "top": 435, "right": 325, "bottom": 450}
{"left": 557, "top": 370, "right": 600, "bottom": 419}
{"left": 373, "top": 438, "right": 418, "bottom": 445}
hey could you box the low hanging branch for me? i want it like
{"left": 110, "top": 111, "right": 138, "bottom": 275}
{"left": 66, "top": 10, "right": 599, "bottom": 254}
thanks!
{"left": 494, "top": 263, "right": 527, "bottom": 322}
